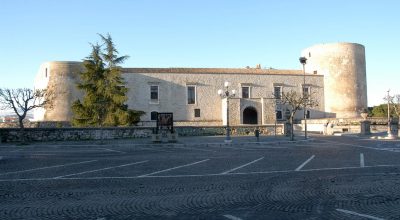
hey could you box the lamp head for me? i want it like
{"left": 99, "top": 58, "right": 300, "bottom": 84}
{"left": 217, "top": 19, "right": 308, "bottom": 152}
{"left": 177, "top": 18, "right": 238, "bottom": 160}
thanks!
{"left": 224, "top": 81, "right": 230, "bottom": 88}
{"left": 299, "top": 57, "right": 307, "bottom": 65}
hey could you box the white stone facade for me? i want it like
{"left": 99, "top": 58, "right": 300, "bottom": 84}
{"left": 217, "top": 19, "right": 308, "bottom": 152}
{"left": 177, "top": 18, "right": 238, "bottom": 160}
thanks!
{"left": 33, "top": 42, "right": 367, "bottom": 126}
{"left": 123, "top": 69, "right": 325, "bottom": 125}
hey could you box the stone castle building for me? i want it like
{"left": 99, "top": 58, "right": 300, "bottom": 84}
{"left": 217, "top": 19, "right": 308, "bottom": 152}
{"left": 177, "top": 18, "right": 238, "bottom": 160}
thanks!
{"left": 33, "top": 42, "right": 367, "bottom": 126}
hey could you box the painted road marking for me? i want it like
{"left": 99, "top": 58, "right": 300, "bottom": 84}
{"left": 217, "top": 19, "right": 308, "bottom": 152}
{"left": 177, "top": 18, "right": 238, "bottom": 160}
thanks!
{"left": 221, "top": 157, "right": 264, "bottom": 174}
{"left": 0, "top": 164, "right": 398, "bottom": 182}
{"left": 138, "top": 159, "right": 210, "bottom": 177}
{"left": 360, "top": 153, "right": 365, "bottom": 167}
{"left": 336, "top": 208, "right": 385, "bottom": 220}
{"left": 321, "top": 140, "right": 400, "bottom": 153}
{"left": 223, "top": 214, "right": 243, "bottom": 220}
{"left": 172, "top": 145, "right": 217, "bottom": 152}
{"left": 99, "top": 148, "right": 126, "bottom": 154}
{"left": 295, "top": 155, "right": 315, "bottom": 171}
{"left": 0, "top": 160, "right": 97, "bottom": 176}
{"left": 54, "top": 160, "right": 148, "bottom": 179}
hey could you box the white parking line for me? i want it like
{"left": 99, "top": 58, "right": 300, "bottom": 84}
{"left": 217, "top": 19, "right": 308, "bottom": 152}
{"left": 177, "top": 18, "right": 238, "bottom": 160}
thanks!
{"left": 360, "top": 153, "right": 365, "bottom": 167}
{"left": 321, "top": 140, "right": 400, "bottom": 153}
{"left": 208, "top": 145, "right": 278, "bottom": 151}
{"left": 172, "top": 145, "right": 217, "bottom": 152}
{"left": 336, "top": 208, "right": 385, "bottom": 220}
{"left": 223, "top": 214, "right": 243, "bottom": 220}
{"left": 54, "top": 160, "right": 148, "bottom": 179}
{"left": 135, "top": 146, "right": 171, "bottom": 152}
{"left": 138, "top": 159, "right": 210, "bottom": 177}
{"left": 221, "top": 157, "right": 264, "bottom": 174}
{"left": 1, "top": 164, "right": 399, "bottom": 182}
{"left": 99, "top": 148, "right": 126, "bottom": 154}
{"left": 295, "top": 155, "right": 315, "bottom": 171}
{"left": 0, "top": 160, "right": 97, "bottom": 176}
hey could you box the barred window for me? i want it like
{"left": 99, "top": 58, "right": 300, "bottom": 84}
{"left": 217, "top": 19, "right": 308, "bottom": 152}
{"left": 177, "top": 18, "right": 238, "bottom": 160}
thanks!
{"left": 242, "top": 86, "right": 250, "bottom": 98}
{"left": 150, "top": 111, "right": 158, "bottom": 120}
{"left": 274, "top": 86, "right": 282, "bottom": 99}
{"left": 187, "top": 86, "right": 196, "bottom": 104}
{"left": 150, "top": 85, "right": 158, "bottom": 101}
{"left": 194, "top": 109, "right": 200, "bottom": 117}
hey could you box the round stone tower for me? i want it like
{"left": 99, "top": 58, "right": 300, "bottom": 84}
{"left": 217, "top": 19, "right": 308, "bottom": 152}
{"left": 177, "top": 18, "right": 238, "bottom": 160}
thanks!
{"left": 301, "top": 43, "right": 367, "bottom": 118}
{"left": 33, "top": 61, "right": 84, "bottom": 121}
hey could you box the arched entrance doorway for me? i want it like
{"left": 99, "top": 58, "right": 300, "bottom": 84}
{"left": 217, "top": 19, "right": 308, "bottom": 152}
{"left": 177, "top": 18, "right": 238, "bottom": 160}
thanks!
{"left": 243, "top": 107, "right": 258, "bottom": 124}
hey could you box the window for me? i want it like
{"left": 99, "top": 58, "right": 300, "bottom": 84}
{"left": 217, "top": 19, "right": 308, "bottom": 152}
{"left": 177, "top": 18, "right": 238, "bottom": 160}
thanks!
{"left": 45, "top": 68, "right": 48, "bottom": 78}
{"left": 274, "top": 86, "right": 282, "bottom": 99}
{"left": 276, "top": 110, "right": 283, "bottom": 120}
{"left": 150, "top": 111, "right": 158, "bottom": 120}
{"left": 187, "top": 86, "right": 196, "bottom": 104}
{"left": 194, "top": 109, "right": 200, "bottom": 117}
{"left": 241, "top": 86, "right": 250, "bottom": 98}
{"left": 150, "top": 85, "right": 159, "bottom": 102}
{"left": 302, "top": 86, "right": 310, "bottom": 98}
{"left": 306, "top": 110, "right": 310, "bottom": 119}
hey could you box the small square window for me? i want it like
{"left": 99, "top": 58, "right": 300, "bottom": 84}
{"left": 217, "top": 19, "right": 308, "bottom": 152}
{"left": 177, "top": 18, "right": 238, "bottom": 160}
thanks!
{"left": 194, "top": 109, "right": 200, "bottom": 117}
{"left": 151, "top": 111, "right": 158, "bottom": 120}
{"left": 276, "top": 110, "right": 283, "bottom": 120}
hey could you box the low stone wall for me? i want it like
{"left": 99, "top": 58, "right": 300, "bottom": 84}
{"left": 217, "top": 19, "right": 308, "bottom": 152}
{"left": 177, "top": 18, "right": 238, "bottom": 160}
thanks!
{"left": 0, "top": 124, "right": 284, "bottom": 143}
{"left": 299, "top": 118, "right": 399, "bottom": 135}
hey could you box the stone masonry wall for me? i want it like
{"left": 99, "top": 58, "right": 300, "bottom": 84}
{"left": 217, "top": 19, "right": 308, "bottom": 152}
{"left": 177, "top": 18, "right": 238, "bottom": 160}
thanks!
{"left": 124, "top": 71, "right": 325, "bottom": 125}
{"left": 0, "top": 125, "right": 284, "bottom": 143}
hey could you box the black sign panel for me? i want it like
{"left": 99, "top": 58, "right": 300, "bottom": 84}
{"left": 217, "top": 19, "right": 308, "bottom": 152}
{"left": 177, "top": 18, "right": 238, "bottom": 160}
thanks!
{"left": 156, "top": 112, "right": 174, "bottom": 133}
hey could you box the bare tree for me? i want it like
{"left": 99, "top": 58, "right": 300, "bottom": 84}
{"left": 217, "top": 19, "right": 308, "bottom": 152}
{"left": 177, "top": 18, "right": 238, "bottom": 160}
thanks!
{"left": 392, "top": 94, "right": 400, "bottom": 131}
{"left": 0, "top": 88, "right": 53, "bottom": 129}
{"left": 281, "top": 90, "right": 318, "bottom": 141}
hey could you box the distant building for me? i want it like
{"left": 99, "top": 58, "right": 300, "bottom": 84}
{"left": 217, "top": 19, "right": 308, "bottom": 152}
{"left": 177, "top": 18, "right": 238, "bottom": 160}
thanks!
{"left": 0, "top": 116, "right": 18, "bottom": 123}
{"left": 33, "top": 42, "right": 367, "bottom": 126}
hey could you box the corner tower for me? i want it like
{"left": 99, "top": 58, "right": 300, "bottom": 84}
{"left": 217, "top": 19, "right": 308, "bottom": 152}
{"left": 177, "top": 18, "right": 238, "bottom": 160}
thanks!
{"left": 301, "top": 43, "right": 367, "bottom": 118}
{"left": 33, "top": 61, "right": 84, "bottom": 121}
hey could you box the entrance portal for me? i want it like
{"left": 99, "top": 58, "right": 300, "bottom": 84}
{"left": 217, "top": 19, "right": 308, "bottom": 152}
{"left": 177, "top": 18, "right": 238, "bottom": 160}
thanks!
{"left": 243, "top": 107, "right": 258, "bottom": 124}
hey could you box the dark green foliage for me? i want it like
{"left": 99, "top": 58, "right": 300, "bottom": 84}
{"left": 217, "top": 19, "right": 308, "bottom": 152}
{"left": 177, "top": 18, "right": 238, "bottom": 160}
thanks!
{"left": 72, "top": 34, "right": 144, "bottom": 127}
{"left": 370, "top": 104, "right": 396, "bottom": 118}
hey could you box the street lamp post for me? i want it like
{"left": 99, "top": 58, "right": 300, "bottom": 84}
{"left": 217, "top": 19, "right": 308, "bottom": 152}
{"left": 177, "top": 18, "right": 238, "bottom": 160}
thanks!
{"left": 387, "top": 89, "right": 392, "bottom": 138}
{"left": 299, "top": 56, "right": 308, "bottom": 140}
{"left": 218, "top": 81, "right": 236, "bottom": 143}
{"left": 274, "top": 110, "right": 277, "bottom": 137}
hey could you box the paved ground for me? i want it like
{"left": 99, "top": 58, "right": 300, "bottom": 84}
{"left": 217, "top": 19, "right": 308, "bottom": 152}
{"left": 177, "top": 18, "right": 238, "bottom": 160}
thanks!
{"left": 1, "top": 135, "right": 400, "bottom": 219}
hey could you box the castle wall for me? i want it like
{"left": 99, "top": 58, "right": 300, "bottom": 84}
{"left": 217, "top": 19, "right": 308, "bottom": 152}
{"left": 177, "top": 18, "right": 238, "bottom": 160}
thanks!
{"left": 33, "top": 63, "right": 325, "bottom": 125}
{"left": 123, "top": 70, "right": 325, "bottom": 125}
{"left": 301, "top": 43, "right": 367, "bottom": 118}
{"left": 31, "top": 42, "right": 369, "bottom": 127}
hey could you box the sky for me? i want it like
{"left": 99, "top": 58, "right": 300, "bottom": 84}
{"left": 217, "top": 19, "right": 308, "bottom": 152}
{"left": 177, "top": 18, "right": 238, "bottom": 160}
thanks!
{"left": 0, "top": 0, "right": 399, "bottom": 110}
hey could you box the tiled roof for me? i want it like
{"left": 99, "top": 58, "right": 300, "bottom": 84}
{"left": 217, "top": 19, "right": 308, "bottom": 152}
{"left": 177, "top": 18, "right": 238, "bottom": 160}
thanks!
{"left": 122, "top": 67, "right": 311, "bottom": 75}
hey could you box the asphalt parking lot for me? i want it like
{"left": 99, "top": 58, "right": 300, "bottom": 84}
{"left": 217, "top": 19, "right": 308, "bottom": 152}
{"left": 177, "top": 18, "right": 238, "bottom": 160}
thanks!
{"left": 1, "top": 135, "right": 400, "bottom": 219}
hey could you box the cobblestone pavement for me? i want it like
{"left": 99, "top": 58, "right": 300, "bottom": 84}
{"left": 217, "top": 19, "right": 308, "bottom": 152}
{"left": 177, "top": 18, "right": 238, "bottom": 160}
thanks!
{"left": 1, "top": 135, "right": 400, "bottom": 219}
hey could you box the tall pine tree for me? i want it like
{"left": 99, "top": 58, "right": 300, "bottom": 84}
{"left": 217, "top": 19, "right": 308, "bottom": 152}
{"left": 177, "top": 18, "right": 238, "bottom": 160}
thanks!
{"left": 72, "top": 34, "right": 144, "bottom": 127}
